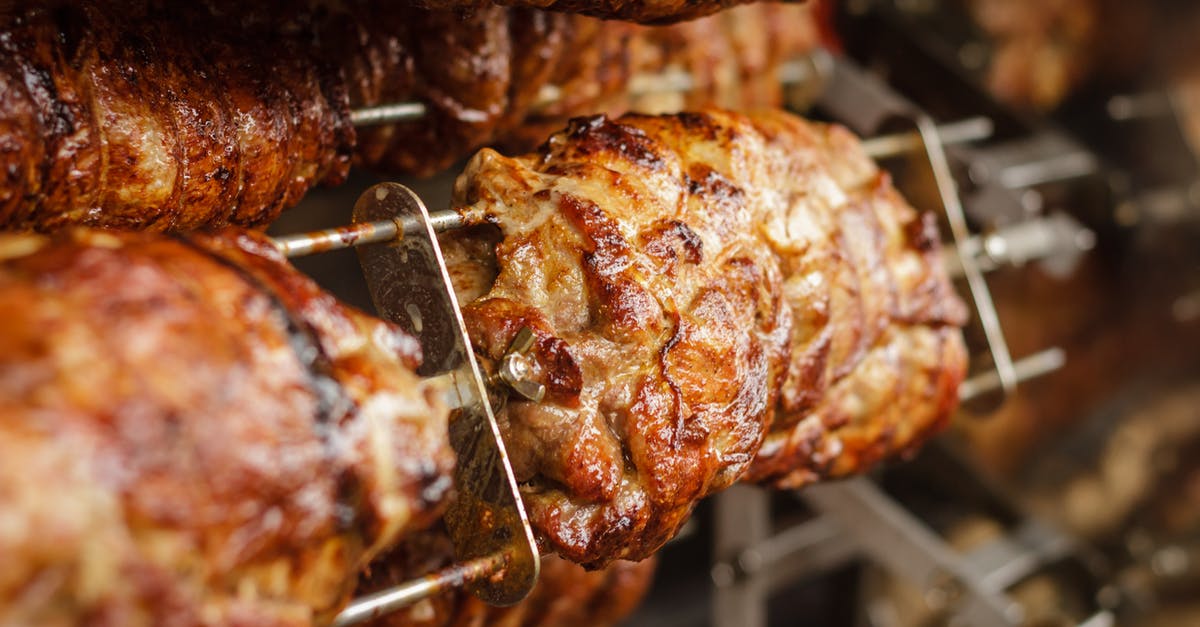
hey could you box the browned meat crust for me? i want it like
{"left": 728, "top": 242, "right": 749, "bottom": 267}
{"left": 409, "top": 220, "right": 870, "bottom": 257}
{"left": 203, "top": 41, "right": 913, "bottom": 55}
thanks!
{"left": 0, "top": 1, "right": 354, "bottom": 232}
{"left": 409, "top": 0, "right": 781, "bottom": 24}
{"left": 443, "top": 109, "right": 967, "bottom": 566}
{"left": 0, "top": 228, "right": 453, "bottom": 625}
{"left": 500, "top": 3, "right": 820, "bottom": 150}
{"left": 0, "top": 1, "right": 817, "bottom": 231}
{"left": 338, "top": 2, "right": 820, "bottom": 175}
{"left": 356, "top": 528, "right": 657, "bottom": 627}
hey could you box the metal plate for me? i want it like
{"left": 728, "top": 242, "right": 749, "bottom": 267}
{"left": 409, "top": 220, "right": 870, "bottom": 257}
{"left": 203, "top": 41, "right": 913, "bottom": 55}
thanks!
{"left": 354, "top": 183, "right": 539, "bottom": 605}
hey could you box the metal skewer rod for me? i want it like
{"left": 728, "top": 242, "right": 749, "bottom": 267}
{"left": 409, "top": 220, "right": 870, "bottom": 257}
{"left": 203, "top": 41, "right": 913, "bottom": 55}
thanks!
{"left": 274, "top": 209, "right": 465, "bottom": 258}
{"left": 860, "top": 116, "right": 992, "bottom": 161}
{"left": 332, "top": 551, "right": 509, "bottom": 627}
{"left": 957, "top": 347, "right": 1065, "bottom": 402}
{"left": 274, "top": 117, "right": 991, "bottom": 259}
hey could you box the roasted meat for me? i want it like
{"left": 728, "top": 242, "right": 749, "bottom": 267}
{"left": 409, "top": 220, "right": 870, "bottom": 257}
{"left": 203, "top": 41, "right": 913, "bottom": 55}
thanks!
{"left": 408, "top": 0, "right": 777, "bottom": 24}
{"left": 0, "top": 1, "right": 355, "bottom": 232}
{"left": 503, "top": 3, "right": 820, "bottom": 149}
{"left": 0, "top": 228, "right": 453, "bottom": 625}
{"left": 965, "top": 0, "right": 1151, "bottom": 110}
{"left": 357, "top": 528, "right": 657, "bottom": 627}
{"left": 442, "top": 108, "right": 967, "bottom": 566}
{"left": 0, "top": 1, "right": 817, "bottom": 232}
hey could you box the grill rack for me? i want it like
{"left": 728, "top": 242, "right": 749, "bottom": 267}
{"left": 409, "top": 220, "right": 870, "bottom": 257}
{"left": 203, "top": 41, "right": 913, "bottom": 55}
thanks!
{"left": 263, "top": 48, "right": 1094, "bottom": 627}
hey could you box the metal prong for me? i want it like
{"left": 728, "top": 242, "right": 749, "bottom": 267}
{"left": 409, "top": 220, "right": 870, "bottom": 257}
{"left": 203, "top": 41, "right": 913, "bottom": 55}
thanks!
{"left": 494, "top": 327, "right": 546, "bottom": 403}
{"left": 862, "top": 116, "right": 994, "bottom": 160}
{"left": 332, "top": 552, "right": 507, "bottom": 627}
{"left": 958, "top": 347, "right": 1066, "bottom": 402}
{"left": 274, "top": 209, "right": 466, "bottom": 258}
{"left": 352, "top": 102, "right": 428, "bottom": 127}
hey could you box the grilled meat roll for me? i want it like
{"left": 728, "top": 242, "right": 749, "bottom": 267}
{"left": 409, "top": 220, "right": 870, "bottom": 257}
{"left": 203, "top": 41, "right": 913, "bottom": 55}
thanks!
{"left": 357, "top": 528, "right": 657, "bottom": 627}
{"left": 408, "top": 0, "right": 776, "bottom": 24}
{"left": 0, "top": 1, "right": 817, "bottom": 232}
{"left": 0, "top": 228, "right": 453, "bottom": 625}
{"left": 443, "top": 109, "right": 967, "bottom": 566}
{"left": 329, "top": 1, "right": 819, "bottom": 175}
{"left": 0, "top": 1, "right": 355, "bottom": 232}
{"left": 501, "top": 3, "right": 820, "bottom": 150}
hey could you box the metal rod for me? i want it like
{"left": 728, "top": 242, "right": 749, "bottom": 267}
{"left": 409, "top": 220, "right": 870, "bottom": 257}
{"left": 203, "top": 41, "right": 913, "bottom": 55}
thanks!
{"left": 274, "top": 210, "right": 465, "bottom": 258}
{"left": 351, "top": 102, "right": 428, "bottom": 126}
{"left": 332, "top": 552, "right": 507, "bottom": 627}
{"left": 915, "top": 114, "right": 1019, "bottom": 396}
{"left": 862, "top": 116, "right": 993, "bottom": 160}
{"left": 958, "top": 347, "right": 1066, "bottom": 402}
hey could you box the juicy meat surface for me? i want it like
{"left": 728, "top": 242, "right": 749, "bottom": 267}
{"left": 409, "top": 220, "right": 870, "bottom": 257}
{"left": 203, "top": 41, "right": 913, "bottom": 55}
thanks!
{"left": 0, "top": 1, "right": 819, "bottom": 231}
{"left": 341, "top": 2, "right": 821, "bottom": 175}
{"left": 356, "top": 527, "right": 657, "bottom": 627}
{"left": 443, "top": 109, "right": 967, "bottom": 566}
{"left": 0, "top": 1, "right": 355, "bottom": 232}
{"left": 408, "top": 0, "right": 779, "bottom": 24}
{"left": 501, "top": 3, "right": 820, "bottom": 150}
{"left": 0, "top": 228, "right": 453, "bottom": 625}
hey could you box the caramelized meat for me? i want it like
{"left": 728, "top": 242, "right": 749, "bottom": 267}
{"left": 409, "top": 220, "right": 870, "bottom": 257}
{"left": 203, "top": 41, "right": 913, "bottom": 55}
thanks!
{"left": 0, "top": 1, "right": 818, "bottom": 231}
{"left": 0, "top": 229, "right": 453, "bottom": 625}
{"left": 0, "top": 1, "right": 354, "bottom": 232}
{"left": 409, "top": 0, "right": 780, "bottom": 24}
{"left": 502, "top": 3, "right": 820, "bottom": 149}
{"left": 341, "top": 2, "right": 821, "bottom": 175}
{"left": 443, "top": 109, "right": 967, "bottom": 566}
{"left": 357, "top": 528, "right": 657, "bottom": 627}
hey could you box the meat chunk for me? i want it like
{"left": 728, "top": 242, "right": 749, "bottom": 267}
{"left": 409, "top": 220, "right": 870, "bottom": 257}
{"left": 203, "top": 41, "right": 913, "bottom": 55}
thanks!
{"left": 0, "top": 228, "right": 453, "bottom": 625}
{"left": 409, "top": 0, "right": 786, "bottom": 24}
{"left": 443, "top": 109, "right": 967, "bottom": 566}
{"left": 0, "top": 1, "right": 354, "bottom": 232}
{"left": 0, "top": 1, "right": 819, "bottom": 231}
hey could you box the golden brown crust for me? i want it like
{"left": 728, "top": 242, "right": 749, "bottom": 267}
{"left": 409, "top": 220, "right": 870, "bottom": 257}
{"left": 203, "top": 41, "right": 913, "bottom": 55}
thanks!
{"left": 409, "top": 0, "right": 776, "bottom": 24}
{"left": 0, "top": 1, "right": 355, "bottom": 233}
{"left": 0, "top": 1, "right": 817, "bottom": 229}
{"left": 444, "top": 109, "right": 966, "bottom": 566}
{"left": 0, "top": 228, "right": 453, "bottom": 625}
{"left": 502, "top": 3, "right": 819, "bottom": 150}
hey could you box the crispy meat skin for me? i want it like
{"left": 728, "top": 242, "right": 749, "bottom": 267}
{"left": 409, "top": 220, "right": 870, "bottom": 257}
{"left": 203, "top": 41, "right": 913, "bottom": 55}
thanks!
{"left": 444, "top": 109, "right": 967, "bottom": 565}
{"left": 0, "top": 1, "right": 355, "bottom": 232}
{"left": 410, "top": 0, "right": 777, "bottom": 23}
{"left": 342, "top": 2, "right": 820, "bottom": 175}
{"left": 0, "top": 229, "right": 453, "bottom": 625}
{"left": 356, "top": 528, "right": 657, "bottom": 627}
{"left": 0, "top": 1, "right": 817, "bottom": 231}
{"left": 500, "top": 3, "right": 819, "bottom": 150}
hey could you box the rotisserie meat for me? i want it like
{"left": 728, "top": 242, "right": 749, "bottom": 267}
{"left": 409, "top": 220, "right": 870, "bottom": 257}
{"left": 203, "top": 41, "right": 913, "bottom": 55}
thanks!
{"left": 0, "top": 228, "right": 453, "bottom": 625}
{"left": 0, "top": 2, "right": 355, "bottom": 232}
{"left": 356, "top": 527, "right": 657, "bottom": 627}
{"left": 443, "top": 108, "right": 967, "bottom": 566}
{"left": 408, "top": 0, "right": 777, "bottom": 24}
{"left": 0, "top": 1, "right": 817, "bottom": 232}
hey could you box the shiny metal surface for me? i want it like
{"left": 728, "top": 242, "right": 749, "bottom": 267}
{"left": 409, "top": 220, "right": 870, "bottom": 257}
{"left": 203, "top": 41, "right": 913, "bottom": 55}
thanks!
{"left": 352, "top": 183, "right": 540, "bottom": 608}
